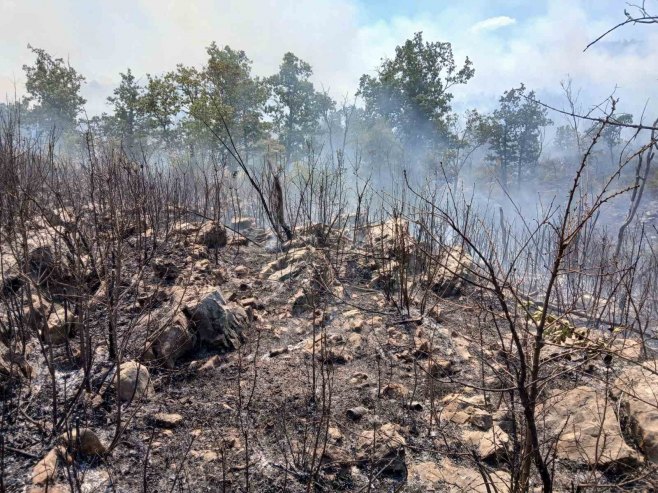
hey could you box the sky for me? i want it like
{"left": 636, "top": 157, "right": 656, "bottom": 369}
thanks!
{"left": 0, "top": 0, "right": 656, "bottom": 122}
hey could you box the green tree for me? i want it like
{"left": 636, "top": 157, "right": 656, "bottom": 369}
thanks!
{"left": 140, "top": 72, "right": 181, "bottom": 145}
{"left": 177, "top": 43, "right": 269, "bottom": 162}
{"left": 587, "top": 112, "right": 633, "bottom": 165}
{"left": 267, "top": 52, "right": 333, "bottom": 163}
{"left": 106, "top": 69, "right": 145, "bottom": 150}
{"left": 357, "top": 32, "right": 474, "bottom": 150}
{"left": 22, "top": 45, "right": 86, "bottom": 132}
{"left": 484, "top": 84, "right": 552, "bottom": 189}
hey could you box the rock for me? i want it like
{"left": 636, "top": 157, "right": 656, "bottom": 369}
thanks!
{"left": 541, "top": 386, "right": 640, "bottom": 467}
{"left": 423, "top": 357, "right": 455, "bottom": 378}
{"left": 114, "top": 360, "right": 151, "bottom": 403}
{"left": 191, "top": 450, "right": 219, "bottom": 462}
{"left": 381, "top": 383, "right": 408, "bottom": 399}
{"left": 145, "top": 312, "right": 196, "bottom": 368}
{"left": 239, "top": 297, "right": 258, "bottom": 308}
{"left": 153, "top": 259, "right": 179, "bottom": 281}
{"left": 59, "top": 428, "right": 106, "bottom": 456}
{"left": 463, "top": 425, "right": 509, "bottom": 460}
{"left": 185, "top": 288, "right": 248, "bottom": 350}
{"left": 149, "top": 413, "right": 184, "bottom": 429}
{"left": 328, "top": 427, "right": 344, "bottom": 443}
{"left": 410, "top": 458, "right": 510, "bottom": 492}
{"left": 320, "top": 348, "right": 352, "bottom": 365}
{"left": 614, "top": 361, "right": 658, "bottom": 463}
{"left": 198, "top": 222, "right": 227, "bottom": 248}
{"left": 441, "top": 393, "right": 493, "bottom": 430}
{"left": 349, "top": 372, "right": 369, "bottom": 386}
{"left": 31, "top": 447, "right": 60, "bottom": 485}
{"left": 290, "top": 289, "right": 313, "bottom": 315}
{"left": 356, "top": 423, "right": 406, "bottom": 475}
{"left": 26, "top": 246, "right": 72, "bottom": 296}
{"left": 234, "top": 265, "right": 248, "bottom": 277}
{"left": 28, "top": 485, "right": 68, "bottom": 493}
{"left": 197, "top": 355, "right": 221, "bottom": 372}
{"left": 260, "top": 247, "right": 313, "bottom": 282}
{"left": 433, "top": 246, "right": 473, "bottom": 297}
{"left": 44, "top": 305, "right": 75, "bottom": 344}
{"left": 230, "top": 217, "right": 255, "bottom": 231}
{"left": 0, "top": 345, "right": 33, "bottom": 389}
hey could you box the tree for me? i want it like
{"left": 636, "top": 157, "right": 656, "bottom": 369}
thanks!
{"left": 357, "top": 32, "right": 474, "bottom": 150}
{"left": 587, "top": 112, "right": 633, "bottom": 165}
{"left": 267, "top": 52, "right": 332, "bottom": 163}
{"left": 484, "top": 84, "right": 552, "bottom": 189}
{"left": 106, "top": 69, "right": 145, "bottom": 151}
{"left": 22, "top": 45, "right": 86, "bottom": 132}
{"left": 140, "top": 72, "right": 181, "bottom": 146}
{"left": 177, "top": 43, "right": 269, "bottom": 163}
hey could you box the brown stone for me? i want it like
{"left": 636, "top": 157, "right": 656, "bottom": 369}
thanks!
{"left": 614, "top": 361, "right": 658, "bottom": 463}
{"left": 356, "top": 423, "right": 406, "bottom": 474}
{"left": 59, "top": 428, "right": 106, "bottom": 456}
{"left": 114, "top": 360, "right": 151, "bottom": 403}
{"left": 541, "top": 386, "right": 640, "bottom": 467}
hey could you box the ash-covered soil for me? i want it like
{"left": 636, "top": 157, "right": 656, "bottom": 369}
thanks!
{"left": 2, "top": 219, "right": 658, "bottom": 492}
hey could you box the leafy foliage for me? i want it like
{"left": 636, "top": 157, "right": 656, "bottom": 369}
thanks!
{"left": 22, "top": 45, "right": 86, "bottom": 132}
{"left": 357, "top": 32, "right": 474, "bottom": 149}
{"left": 267, "top": 52, "right": 333, "bottom": 162}
{"left": 481, "top": 84, "right": 552, "bottom": 188}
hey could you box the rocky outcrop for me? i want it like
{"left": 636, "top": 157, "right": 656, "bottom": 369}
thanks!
{"left": 433, "top": 246, "right": 473, "bottom": 298}
{"left": 441, "top": 393, "right": 493, "bottom": 429}
{"left": 144, "top": 312, "right": 196, "bottom": 368}
{"left": 114, "top": 360, "right": 151, "bottom": 403}
{"left": 31, "top": 447, "right": 61, "bottom": 486}
{"left": 185, "top": 288, "right": 248, "bottom": 350}
{"left": 198, "top": 222, "right": 227, "bottom": 249}
{"left": 463, "top": 425, "right": 509, "bottom": 460}
{"left": 153, "top": 258, "right": 179, "bottom": 281}
{"left": 613, "top": 361, "right": 658, "bottom": 463}
{"left": 541, "top": 386, "right": 640, "bottom": 467}
{"left": 356, "top": 423, "right": 406, "bottom": 475}
{"left": 410, "top": 458, "right": 510, "bottom": 492}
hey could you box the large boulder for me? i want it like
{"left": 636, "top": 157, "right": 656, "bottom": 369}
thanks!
{"left": 31, "top": 447, "right": 61, "bottom": 486}
{"left": 441, "top": 393, "right": 493, "bottom": 430}
{"left": 184, "top": 288, "right": 247, "bottom": 350}
{"left": 463, "top": 425, "right": 509, "bottom": 460}
{"left": 613, "top": 361, "right": 658, "bottom": 463}
{"left": 410, "top": 458, "right": 510, "bottom": 492}
{"left": 433, "top": 246, "right": 473, "bottom": 297}
{"left": 144, "top": 312, "right": 196, "bottom": 368}
{"left": 26, "top": 246, "right": 72, "bottom": 297}
{"left": 114, "top": 360, "right": 151, "bottom": 402}
{"left": 356, "top": 422, "right": 406, "bottom": 475}
{"left": 198, "top": 222, "right": 227, "bottom": 249}
{"left": 541, "top": 386, "right": 640, "bottom": 467}
{"left": 260, "top": 247, "right": 314, "bottom": 282}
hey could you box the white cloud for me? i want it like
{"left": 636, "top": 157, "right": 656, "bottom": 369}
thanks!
{"left": 0, "top": 0, "right": 655, "bottom": 121}
{"left": 470, "top": 16, "right": 516, "bottom": 33}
